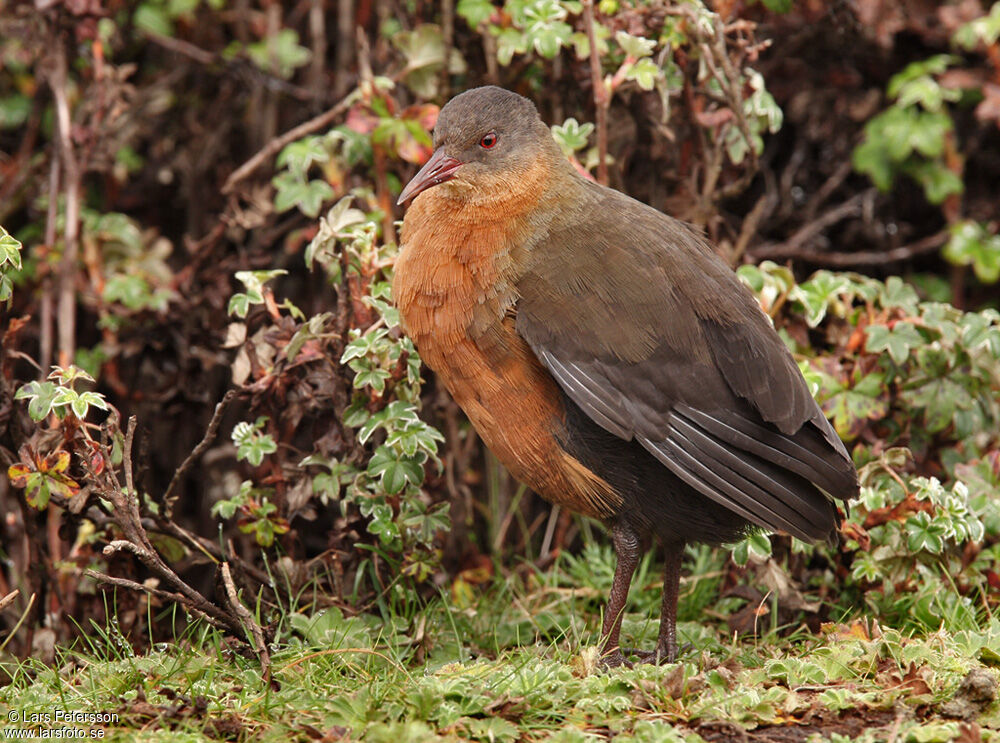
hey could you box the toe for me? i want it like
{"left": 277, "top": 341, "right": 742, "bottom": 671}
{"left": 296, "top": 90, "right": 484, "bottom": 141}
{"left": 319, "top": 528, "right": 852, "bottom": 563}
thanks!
{"left": 598, "top": 649, "right": 633, "bottom": 670}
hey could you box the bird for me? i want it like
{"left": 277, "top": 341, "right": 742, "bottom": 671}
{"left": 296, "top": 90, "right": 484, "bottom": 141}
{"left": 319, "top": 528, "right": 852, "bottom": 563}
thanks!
{"left": 392, "top": 86, "right": 859, "bottom": 667}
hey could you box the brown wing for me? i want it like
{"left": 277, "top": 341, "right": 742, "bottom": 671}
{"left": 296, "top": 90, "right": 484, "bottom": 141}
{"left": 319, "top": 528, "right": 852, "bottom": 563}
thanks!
{"left": 515, "top": 186, "right": 857, "bottom": 542}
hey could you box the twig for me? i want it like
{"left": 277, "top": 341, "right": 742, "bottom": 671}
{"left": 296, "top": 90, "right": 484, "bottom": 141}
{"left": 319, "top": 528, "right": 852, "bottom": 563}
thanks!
{"left": 750, "top": 189, "right": 874, "bottom": 259}
{"left": 439, "top": 0, "right": 454, "bottom": 99}
{"left": 39, "top": 155, "right": 59, "bottom": 378}
{"left": 482, "top": 33, "right": 499, "bottom": 85}
{"left": 144, "top": 31, "right": 216, "bottom": 65}
{"left": 223, "top": 92, "right": 356, "bottom": 194}
{"left": 0, "top": 592, "right": 35, "bottom": 655}
{"left": 221, "top": 562, "right": 271, "bottom": 681}
{"left": 749, "top": 229, "right": 948, "bottom": 268}
{"left": 335, "top": 0, "right": 355, "bottom": 97}
{"left": 357, "top": 30, "right": 396, "bottom": 243}
{"left": 49, "top": 40, "right": 82, "bottom": 368}
{"left": 801, "top": 159, "right": 853, "bottom": 223}
{"left": 163, "top": 389, "right": 238, "bottom": 512}
{"left": 84, "top": 571, "right": 230, "bottom": 630}
{"left": 96, "top": 417, "right": 245, "bottom": 636}
{"left": 730, "top": 191, "right": 774, "bottom": 265}
{"left": 582, "top": 0, "right": 608, "bottom": 185}
{"left": 0, "top": 590, "right": 20, "bottom": 613}
{"left": 539, "top": 505, "right": 561, "bottom": 559}
{"left": 308, "top": 0, "right": 328, "bottom": 100}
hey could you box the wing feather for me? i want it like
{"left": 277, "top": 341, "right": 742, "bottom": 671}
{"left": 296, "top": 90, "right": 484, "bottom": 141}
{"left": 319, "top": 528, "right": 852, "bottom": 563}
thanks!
{"left": 515, "top": 183, "right": 857, "bottom": 540}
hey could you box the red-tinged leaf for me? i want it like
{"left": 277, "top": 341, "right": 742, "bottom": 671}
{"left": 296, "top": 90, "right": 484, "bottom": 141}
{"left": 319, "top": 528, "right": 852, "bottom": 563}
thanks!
{"left": 987, "top": 571, "right": 1000, "bottom": 592}
{"left": 24, "top": 477, "right": 51, "bottom": 510}
{"left": 41, "top": 449, "right": 71, "bottom": 473}
{"left": 938, "top": 68, "right": 986, "bottom": 90}
{"left": 974, "top": 84, "right": 1000, "bottom": 124}
{"left": 84, "top": 439, "right": 105, "bottom": 475}
{"left": 345, "top": 105, "right": 379, "bottom": 135}
{"left": 396, "top": 136, "right": 434, "bottom": 165}
{"left": 7, "top": 463, "right": 34, "bottom": 487}
{"left": 988, "top": 451, "right": 1000, "bottom": 478}
{"left": 47, "top": 472, "right": 81, "bottom": 499}
{"left": 841, "top": 521, "right": 871, "bottom": 550}
{"left": 401, "top": 103, "right": 439, "bottom": 132}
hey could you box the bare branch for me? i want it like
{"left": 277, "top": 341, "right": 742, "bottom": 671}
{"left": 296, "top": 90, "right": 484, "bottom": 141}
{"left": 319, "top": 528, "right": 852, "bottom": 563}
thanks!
{"left": 751, "top": 189, "right": 875, "bottom": 260}
{"left": 749, "top": 229, "right": 948, "bottom": 268}
{"left": 223, "top": 93, "right": 356, "bottom": 194}
{"left": 582, "top": 0, "right": 608, "bottom": 186}
{"left": 221, "top": 562, "right": 271, "bottom": 681}
{"left": 163, "top": 389, "right": 238, "bottom": 512}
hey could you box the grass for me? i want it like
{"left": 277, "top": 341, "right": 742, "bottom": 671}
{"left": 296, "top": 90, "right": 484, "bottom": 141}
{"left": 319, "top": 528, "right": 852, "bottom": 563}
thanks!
{"left": 2, "top": 544, "right": 999, "bottom": 742}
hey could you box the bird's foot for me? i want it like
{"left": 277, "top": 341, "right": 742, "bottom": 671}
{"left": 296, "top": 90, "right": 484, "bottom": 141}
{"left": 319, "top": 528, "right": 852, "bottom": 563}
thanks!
{"left": 620, "top": 642, "right": 694, "bottom": 665}
{"left": 597, "top": 648, "right": 634, "bottom": 670}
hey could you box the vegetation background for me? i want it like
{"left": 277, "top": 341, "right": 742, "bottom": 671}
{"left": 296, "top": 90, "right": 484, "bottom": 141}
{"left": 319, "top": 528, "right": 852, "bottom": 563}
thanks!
{"left": 1, "top": 0, "right": 1000, "bottom": 739}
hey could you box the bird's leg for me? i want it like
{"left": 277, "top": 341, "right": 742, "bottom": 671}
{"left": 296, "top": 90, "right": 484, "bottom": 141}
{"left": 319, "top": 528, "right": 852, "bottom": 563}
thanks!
{"left": 599, "top": 521, "right": 641, "bottom": 668}
{"left": 620, "top": 544, "right": 684, "bottom": 664}
{"left": 654, "top": 544, "right": 683, "bottom": 663}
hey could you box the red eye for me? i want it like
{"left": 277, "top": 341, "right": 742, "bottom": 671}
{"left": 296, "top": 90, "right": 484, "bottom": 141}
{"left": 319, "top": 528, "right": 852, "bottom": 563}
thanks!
{"left": 480, "top": 132, "right": 498, "bottom": 149}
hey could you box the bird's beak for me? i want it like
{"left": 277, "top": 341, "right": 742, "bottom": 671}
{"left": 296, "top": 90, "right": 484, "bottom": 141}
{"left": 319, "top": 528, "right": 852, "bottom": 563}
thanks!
{"left": 397, "top": 148, "right": 464, "bottom": 205}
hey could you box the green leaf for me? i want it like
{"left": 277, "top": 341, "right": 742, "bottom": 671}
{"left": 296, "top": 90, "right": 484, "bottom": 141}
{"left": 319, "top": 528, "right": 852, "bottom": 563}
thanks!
{"left": 730, "top": 532, "right": 771, "bottom": 566}
{"left": 887, "top": 55, "right": 958, "bottom": 101}
{"left": 15, "top": 381, "right": 60, "bottom": 421}
{"left": 104, "top": 274, "right": 157, "bottom": 310}
{"left": 368, "top": 446, "right": 425, "bottom": 494}
{"left": 954, "top": 3, "right": 1000, "bottom": 49}
{"left": 904, "top": 377, "right": 974, "bottom": 433}
{"left": 571, "top": 21, "right": 609, "bottom": 59}
{"left": 247, "top": 29, "right": 311, "bottom": 79}
{"left": 212, "top": 498, "right": 241, "bottom": 520}
{"left": 792, "top": 271, "right": 850, "bottom": 327}
{"left": 232, "top": 419, "right": 278, "bottom": 466}
{"left": 229, "top": 293, "right": 254, "bottom": 318}
{"left": 343, "top": 399, "right": 370, "bottom": 428}
{"left": 272, "top": 172, "right": 335, "bottom": 217}
{"left": 134, "top": 3, "right": 174, "bottom": 35}
{"left": 457, "top": 0, "right": 494, "bottom": 28}
{"left": 865, "top": 322, "right": 924, "bottom": 365}
{"left": 851, "top": 136, "right": 895, "bottom": 192}
{"left": 393, "top": 24, "right": 468, "bottom": 98}
{"left": 614, "top": 31, "right": 655, "bottom": 59}
{"left": 943, "top": 220, "right": 1000, "bottom": 283}
{"left": 551, "top": 118, "right": 594, "bottom": 156}
{"left": 528, "top": 21, "right": 572, "bottom": 58}
{"left": 0, "top": 226, "right": 23, "bottom": 269}
{"left": 894, "top": 75, "right": 960, "bottom": 112}
{"left": 879, "top": 277, "right": 920, "bottom": 314}
{"left": 0, "top": 95, "right": 31, "bottom": 130}
{"left": 905, "top": 159, "right": 963, "bottom": 204}
{"left": 0, "top": 274, "right": 13, "bottom": 304}
{"left": 276, "top": 136, "right": 331, "bottom": 177}
{"left": 353, "top": 367, "right": 391, "bottom": 394}
{"left": 905, "top": 511, "right": 947, "bottom": 554}
{"left": 625, "top": 58, "right": 660, "bottom": 91}
{"left": 494, "top": 27, "right": 527, "bottom": 66}
{"left": 821, "top": 372, "right": 889, "bottom": 440}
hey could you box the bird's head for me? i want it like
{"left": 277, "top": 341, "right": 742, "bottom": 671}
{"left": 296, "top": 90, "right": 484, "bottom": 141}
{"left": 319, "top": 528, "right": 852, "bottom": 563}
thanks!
{"left": 397, "top": 86, "right": 564, "bottom": 206}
